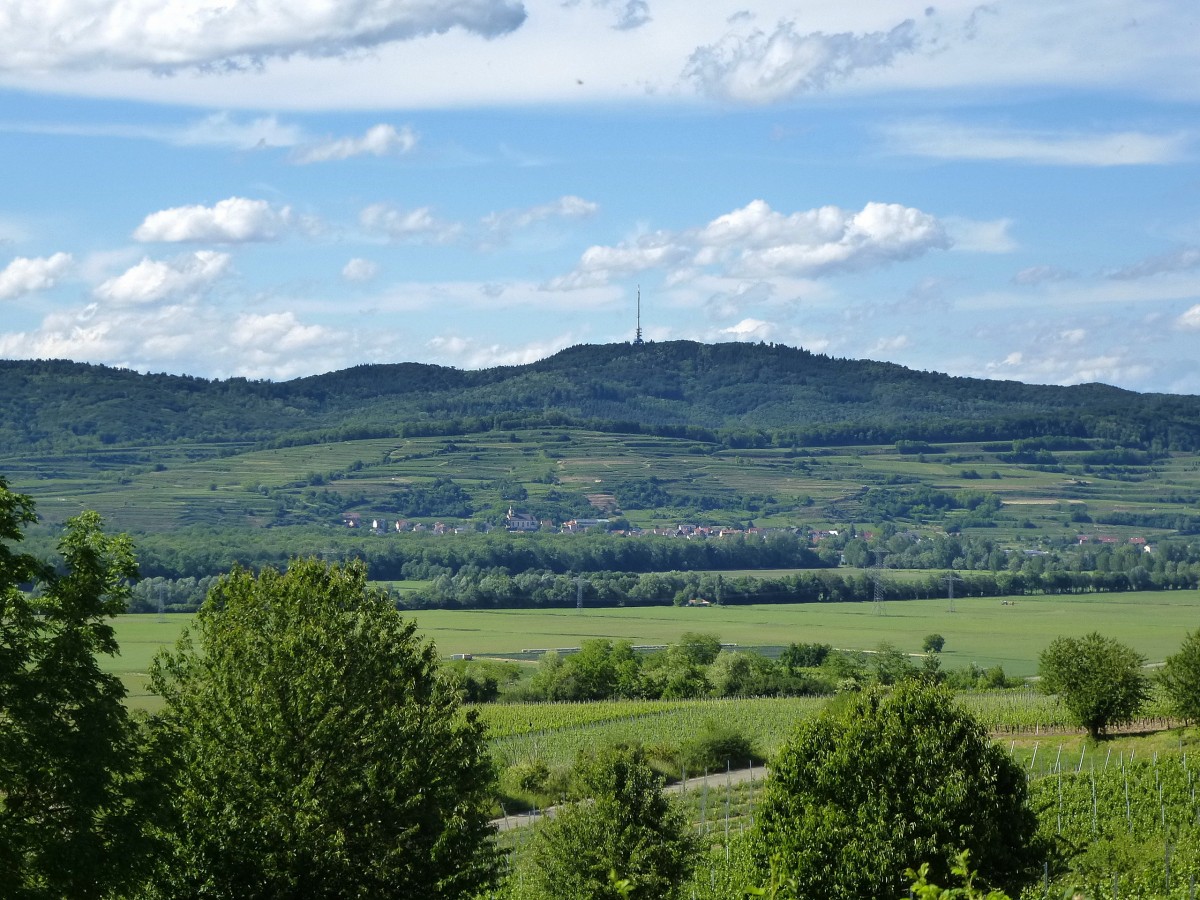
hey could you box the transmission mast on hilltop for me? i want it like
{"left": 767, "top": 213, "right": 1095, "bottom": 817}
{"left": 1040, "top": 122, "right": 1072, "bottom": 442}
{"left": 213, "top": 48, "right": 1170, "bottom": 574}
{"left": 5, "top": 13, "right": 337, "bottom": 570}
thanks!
{"left": 634, "top": 286, "right": 644, "bottom": 345}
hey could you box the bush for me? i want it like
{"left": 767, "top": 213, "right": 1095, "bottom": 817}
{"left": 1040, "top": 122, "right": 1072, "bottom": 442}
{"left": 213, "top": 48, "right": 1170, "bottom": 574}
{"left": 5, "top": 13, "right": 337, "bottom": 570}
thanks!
{"left": 679, "top": 721, "right": 760, "bottom": 773}
{"left": 752, "top": 681, "right": 1041, "bottom": 899}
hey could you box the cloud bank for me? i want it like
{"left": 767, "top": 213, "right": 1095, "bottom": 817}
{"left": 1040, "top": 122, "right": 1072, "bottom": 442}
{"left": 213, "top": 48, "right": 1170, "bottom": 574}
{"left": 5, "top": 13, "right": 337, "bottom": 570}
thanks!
{"left": 558, "top": 199, "right": 949, "bottom": 286}
{"left": 0, "top": 0, "right": 527, "bottom": 73}
{"left": 685, "top": 19, "right": 919, "bottom": 103}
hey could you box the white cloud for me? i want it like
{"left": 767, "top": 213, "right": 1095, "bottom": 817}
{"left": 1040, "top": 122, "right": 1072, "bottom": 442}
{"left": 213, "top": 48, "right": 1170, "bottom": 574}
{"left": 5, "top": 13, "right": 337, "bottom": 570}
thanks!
{"left": 0, "top": 0, "right": 527, "bottom": 73}
{"left": 986, "top": 350, "right": 1153, "bottom": 388}
{"left": 697, "top": 200, "right": 949, "bottom": 276}
{"left": 292, "top": 124, "right": 418, "bottom": 164}
{"left": 173, "top": 112, "right": 306, "bottom": 150}
{"left": 342, "top": 258, "right": 380, "bottom": 282}
{"left": 1177, "top": 305, "right": 1200, "bottom": 330}
{"left": 943, "top": 217, "right": 1016, "bottom": 254}
{"left": 567, "top": 0, "right": 650, "bottom": 31}
{"left": 0, "top": 299, "right": 351, "bottom": 380}
{"left": 483, "top": 195, "right": 599, "bottom": 231}
{"left": 1110, "top": 247, "right": 1200, "bottom": 280}
{"left": 134, "top": 197, "right": 292, "bottom": 243}
{"left": 426, "top": 331, "right": 580, "bottom": 368}
{"left": 360, "top": 203, "right": 462, "bottom": 244}
{"left": 685, "top": 18, "right": 919, "bottom": 103}
{"left": 555, "top": 199, "right": 949, "bottom": 287}
{"left": 720, "top": 317, "right": 773, "bottom": 340}
{"left": 1013, "top": 265, "right": 1076, "bottom": 286}
{"left": 882, "top": 121, "right": 1192, "bottom": 167}
{"left": 94, "top": 251, "right": 230, "bottom": 305}
{"left": 869, "top": 334, "right": 910, "bottom": 354}
{"left": 0, "top": 252, "right": 72, "bottom": 300}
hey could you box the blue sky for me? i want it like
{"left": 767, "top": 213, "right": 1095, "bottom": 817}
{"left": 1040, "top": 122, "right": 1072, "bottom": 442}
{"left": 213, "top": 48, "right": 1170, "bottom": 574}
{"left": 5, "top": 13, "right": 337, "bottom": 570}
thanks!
{"left": 1, "top": 0, "right": 1199, "bottom": 392}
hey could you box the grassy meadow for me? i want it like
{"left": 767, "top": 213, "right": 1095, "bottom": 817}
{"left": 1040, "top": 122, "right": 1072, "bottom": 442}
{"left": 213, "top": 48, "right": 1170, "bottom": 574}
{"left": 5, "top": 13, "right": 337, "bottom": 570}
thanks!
{"left": 109, "top": 589, "right": 1200, "bottom": 709}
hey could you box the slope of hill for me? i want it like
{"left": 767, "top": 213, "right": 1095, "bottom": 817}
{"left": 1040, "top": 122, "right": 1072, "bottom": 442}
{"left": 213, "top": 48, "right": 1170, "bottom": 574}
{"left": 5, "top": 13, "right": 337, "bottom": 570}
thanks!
{"left": 3, "top": 342, "right": 1200, "bottom": 456}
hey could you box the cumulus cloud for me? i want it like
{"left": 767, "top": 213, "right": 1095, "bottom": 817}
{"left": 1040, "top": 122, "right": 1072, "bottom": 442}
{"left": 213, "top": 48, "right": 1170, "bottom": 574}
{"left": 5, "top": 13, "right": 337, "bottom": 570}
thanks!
{"left": 360, "top": 203, "right": 462, "bottom": 244}
{"left": 0, "top": 0, "right": 527, "bottom": 73}
{"left": 426, "top": 332, "right": 579, "bottom": 368}
{"left": 555, "top": 199, "right": 949, "bottom": 287}
{"left": 696, "top": 200, "right": 949, "bottom": 276}
{"left": 0, "top": 252, "right": 73, "bottom": 300}
{"left": 342, "top": 257, "right": 380, "bottom": 282}
{"left": 94, "top": 251, "right": 230, "bottom": 305}
{"left": 134, "top": 197, "right": 293, "bottom": 243}
{"left": 1110, "top": 246, "right": 1200, "bottom": 280}
{"left": 685, "top": 19, "right": 919, "bottom": 104}
{"left": 292, "top": 124, "right": 418, "bottom": 164}
{"left": 882, "top": 121, "right": 1191, "bottom": 166}
{"left": 0, "top": 300, "right": 350, "bottom": 380}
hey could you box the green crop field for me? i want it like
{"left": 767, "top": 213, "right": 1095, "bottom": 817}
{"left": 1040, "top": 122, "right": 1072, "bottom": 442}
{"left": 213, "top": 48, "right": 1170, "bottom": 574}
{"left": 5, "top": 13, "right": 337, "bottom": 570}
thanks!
{"left": 109, "top": 589, "right": 1200, "bottom": 710}
{"left": 403, "top": 591, "right": 1200, "bottom": 675}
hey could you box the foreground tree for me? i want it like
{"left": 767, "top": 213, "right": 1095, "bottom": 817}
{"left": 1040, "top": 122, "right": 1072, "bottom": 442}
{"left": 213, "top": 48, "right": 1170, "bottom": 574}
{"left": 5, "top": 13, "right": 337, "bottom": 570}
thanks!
{"left": 752, "top": 681, "right": 1040, "bottom": 899}
{"left": 1, "top": 480, "right": 153, "bottom": 898}
{"left": 523, "top": 744, "right": 700, "bottom": 900}
{"left": 1159, "top": 628, "right": 1200, "bottom": 723}
{"left": 1037, "top": 632, "right": 1148, "bottom": 739}
{"left": 149, "top": 558, "right": 500, "bottom": 899}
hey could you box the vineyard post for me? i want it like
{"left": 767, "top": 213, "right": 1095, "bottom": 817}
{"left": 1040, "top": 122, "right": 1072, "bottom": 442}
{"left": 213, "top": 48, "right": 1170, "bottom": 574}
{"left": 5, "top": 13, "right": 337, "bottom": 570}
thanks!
{"left": 1057, "top": 769, "right": 1062, "bottom": 835}
{"left": 724, "top": 762, "right": 731, "bottom": 847}
{"left": 1091, "top": 768, "right": 1097, "bottom": 834}
{"left": 1077, "top": 744, "right": 1086, "bottom": 773}
{"left": 748, "top": 761, "right": 754, "bottom": 824}
{"left": 700, "top": 769, "right": 708, "bottom": 834}
{"left": 1124, "top": 768, "right": 1132, "bottom": 833}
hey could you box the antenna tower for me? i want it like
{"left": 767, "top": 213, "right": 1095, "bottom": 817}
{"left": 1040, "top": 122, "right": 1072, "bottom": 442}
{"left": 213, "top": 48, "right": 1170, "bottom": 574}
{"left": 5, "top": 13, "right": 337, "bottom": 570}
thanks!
{"left": 634, "top": 286, "right": 644, "bottom": 345}
{"left": 943, "top": 572, "right": 963, "bottom": 613}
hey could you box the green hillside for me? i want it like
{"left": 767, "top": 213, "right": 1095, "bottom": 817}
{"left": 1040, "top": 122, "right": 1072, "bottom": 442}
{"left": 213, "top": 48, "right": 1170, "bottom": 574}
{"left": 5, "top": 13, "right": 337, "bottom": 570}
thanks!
{"left": 5, "top": 342, "right": 1200, "bottom": 596}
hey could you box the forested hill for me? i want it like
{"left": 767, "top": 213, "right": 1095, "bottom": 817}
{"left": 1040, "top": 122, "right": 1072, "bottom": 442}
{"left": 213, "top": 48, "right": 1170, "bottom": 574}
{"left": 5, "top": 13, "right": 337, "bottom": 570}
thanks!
{"left": 4, "top": 341, "right": 1200, "bottom": 454}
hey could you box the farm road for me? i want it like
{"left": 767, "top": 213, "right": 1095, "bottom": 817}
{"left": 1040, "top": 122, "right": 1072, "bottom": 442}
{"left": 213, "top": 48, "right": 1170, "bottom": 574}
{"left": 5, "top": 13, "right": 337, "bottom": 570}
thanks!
{"left": 492, "top": 763, "right": 766, "bottom": 832}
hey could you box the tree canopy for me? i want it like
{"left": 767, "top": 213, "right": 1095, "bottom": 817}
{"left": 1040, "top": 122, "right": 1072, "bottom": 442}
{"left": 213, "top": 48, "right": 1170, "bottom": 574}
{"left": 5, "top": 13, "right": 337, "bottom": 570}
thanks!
{"left": 1158, "top": 628, "right": 1200, "bottom": 723}
{"left": 1, "top": 479, "right": 155, "bottom": 898}
{"left": 1037, "top": 632, "right": 1148, "bottom": 739}
{"left": 752, "top": 680, "right": 1040, "bottom": 899}
{"left": 522, "top": 744, "right": 700, "bottom": 900}
{"left": 149, "top": 557, "right": 501, "bottom": 899}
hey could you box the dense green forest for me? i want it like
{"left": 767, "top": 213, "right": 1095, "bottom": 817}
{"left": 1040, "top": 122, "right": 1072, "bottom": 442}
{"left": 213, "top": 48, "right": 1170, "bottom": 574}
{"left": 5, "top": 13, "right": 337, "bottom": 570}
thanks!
{"left": 6, "top": 341, "right": 1200, "bottom": 454}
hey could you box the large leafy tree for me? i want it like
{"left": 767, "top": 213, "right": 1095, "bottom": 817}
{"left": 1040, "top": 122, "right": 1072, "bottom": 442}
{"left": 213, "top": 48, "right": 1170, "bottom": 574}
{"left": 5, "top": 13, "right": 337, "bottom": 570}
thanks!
{"left": 1, "top": 478, "right": 152, "bottom": 898}
{"left": 752, "top": 681, "right": 1040, "bottom": 899}
{"left": 1158, "top": 628, "right": 1200, "bottom": 723}
{"left": 149, "top": 557, "right": 500, "bottom": 899}
{"left": 1037, "top": 632, "right": 1148, "bottom": 739}
{"left": 522, "top": 744, "right": 700, "bottom": 900}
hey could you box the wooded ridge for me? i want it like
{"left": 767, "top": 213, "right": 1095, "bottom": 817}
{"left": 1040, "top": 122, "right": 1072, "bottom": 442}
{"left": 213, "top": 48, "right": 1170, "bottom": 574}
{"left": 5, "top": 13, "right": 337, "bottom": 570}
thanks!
{"left": 4, "top": 341, "right": 1200, "bottom": 453}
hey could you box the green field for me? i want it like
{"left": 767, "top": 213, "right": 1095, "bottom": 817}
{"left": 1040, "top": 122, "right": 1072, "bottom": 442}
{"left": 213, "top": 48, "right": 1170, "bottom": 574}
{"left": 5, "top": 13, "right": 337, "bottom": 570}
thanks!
{"left": 109, "top": 590, "right": 1200, "bottom": 709}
